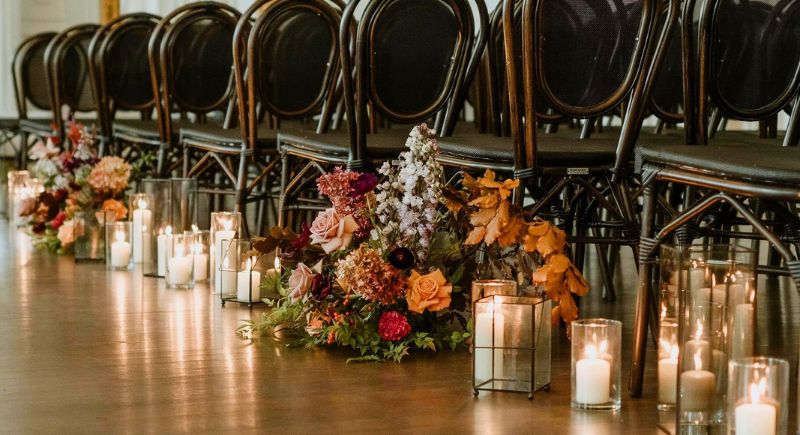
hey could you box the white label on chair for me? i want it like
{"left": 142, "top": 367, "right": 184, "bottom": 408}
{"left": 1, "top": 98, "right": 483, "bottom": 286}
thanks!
{"left": 568, "top": 168, "right": 589, "bottom": 175}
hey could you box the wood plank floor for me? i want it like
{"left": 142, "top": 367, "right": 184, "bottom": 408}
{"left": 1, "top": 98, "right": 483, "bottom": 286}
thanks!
{"left": 0, "top": 220, "right": 797, "bottom": 433}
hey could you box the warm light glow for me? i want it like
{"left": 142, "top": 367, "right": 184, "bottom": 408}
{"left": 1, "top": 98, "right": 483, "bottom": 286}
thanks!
{"left": 115, "top": 230, "right": 125, "bottom": 243}
{"left": 695, "top": 319, "right": 704, "bottom": 339}
{"left": 585, "top": 343, "right": 598, "bottom": 360}
{"left": 165, "top": 225, "right": 173, "bottom": 236}
{"left": 749, "top": 378, "right": 767, "bottom": 404}
{"left": 137, "top": 198, "right": 147, "bottom": 210}
{"left": 191, "top": 224, "right": 199, "bottom": 233}
{"left": 274, "top": 256, "right": 281, "bottom": 271}
{"left": 193, "top": 242, "right": 203, "bottom": 255}
{"left": 222, "top": 218, "right": 232, "bottom": 231}
{"left": 693, "top": 350, "right": 703, "bottom": 371}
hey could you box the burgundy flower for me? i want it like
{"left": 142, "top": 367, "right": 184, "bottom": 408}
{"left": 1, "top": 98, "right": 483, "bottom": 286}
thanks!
{"left": 388, "top": 247, "right": 415, "bottom": 270}
{"left": 52, "top": 189, "right": 68, "bottom": 203}
{"left": 292, "top": 223, "right": 311, "bottom": 250}
{"left": 378, "top": 311, "right": 411, "bottom": 341}
{"left": 50, "top": 211, "right": 66, "bottom": 230}
{"left": 310, "top": 273, "right": 333, "bottom": 301}
{"left": 32, "top": 222, "right": 46, "bottom": 234}
{"left": 349, "top": 172, "right": 378, "bottom": 197}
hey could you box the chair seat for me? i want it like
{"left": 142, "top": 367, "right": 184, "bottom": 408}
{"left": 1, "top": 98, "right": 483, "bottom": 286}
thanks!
{"left": 279, "top": 128, "right": 410, "bottom": 160}
{"left": 638, "top": 143, "right": 800, "bottom": 185}
{"left": 181, "top": 123, "right": 278, "bottom": 148}
{"left": 439, "top": 133, "right": 619, "bottom": 167}
{"left": 18, "top": 118, "right": 53, "bottom": 135}
{"left": 114, "top": 119, "right": 190, "bottom": 142}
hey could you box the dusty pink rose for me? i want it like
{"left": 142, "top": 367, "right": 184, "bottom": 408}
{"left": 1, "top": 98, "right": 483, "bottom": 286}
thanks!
{"left": 287, "top": 263, "right": 315, "bottom": 302}
{"left": 309, "top": 208, "right": 358, "bottom": 253}
{"left": 57, "top": 220, "right": 75, "bottom": 247}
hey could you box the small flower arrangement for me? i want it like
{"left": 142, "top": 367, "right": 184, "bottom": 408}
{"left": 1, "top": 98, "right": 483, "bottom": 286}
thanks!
{"left": 20, "top": 121, "right": 132, "bottom": 253}
{"left": 238, "top": 124, "right": 587, "bottom": 361}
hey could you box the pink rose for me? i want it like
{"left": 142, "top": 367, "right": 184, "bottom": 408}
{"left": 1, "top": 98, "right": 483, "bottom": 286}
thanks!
{"left": 309, "top": 208, "right": 358, "bottom": 253}
{"left": 287, "top": 263, "right": 315, "bottom": 302}
{"left": 57, "top": 220, "right": 75, "bottom": 247}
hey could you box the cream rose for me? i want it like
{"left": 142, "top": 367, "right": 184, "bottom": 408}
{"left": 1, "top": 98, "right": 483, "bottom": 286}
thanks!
{"left": 406, "top": 269, "right": 452, "bottom": 314}
{"left": 309, "top": 208, "right": 358, "bottom": 253}
{"left": 287, "top": 263, "right": 315, "bottom": 302}
{"left": 57, "top": 220, "right": 75, "bottom": 247}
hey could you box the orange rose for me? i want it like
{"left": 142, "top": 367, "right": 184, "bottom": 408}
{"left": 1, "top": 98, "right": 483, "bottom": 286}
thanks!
{"left": 406, "top": 269, "right": 452, "bottom": 314}
{"left": 101, "top": 199, "right": 128, "bottom": 221}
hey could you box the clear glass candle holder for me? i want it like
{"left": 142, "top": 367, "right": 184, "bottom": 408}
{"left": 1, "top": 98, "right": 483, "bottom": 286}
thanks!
{"left": 74, "top": 210, "right": 116, "bottom": 262}
{"left": 141, "top": 178, "right": 171, "bottom": 277}
{"left": 10, "top": 177, "right": 42, "bottom": 227}
{"left": 571, "top": 319, "right": 622, "bottom": 410}
{"left": 188, "top": 229, "right": 210, "bottom": 283}
{"left": 165, "top": 232, "right": 195, "bottom": 289}
{"left": 471, "top": 280, "right": 551, "bottom": 399}
{"left": 7, "top": 170, "right": 30, "bottom": 225}
{"left": 658, "top": 318, "right": 679, "bottom": 410}
{"left": 170, "top": 178, "right": 197, "bottom": 232}
{"left": 105, "top": 221, "right": 133, "bottom": 271}
{"left": 129, "top": 193, "right": 154, "bottom": 264}
{"left": 219, "top": 238, "right": 266, "bottom": 307}
{"left": 211, "top": 211, "right": 242, "bottom": 293}
{"left": 728, "top": 357, "right": 788, "bottom": 435}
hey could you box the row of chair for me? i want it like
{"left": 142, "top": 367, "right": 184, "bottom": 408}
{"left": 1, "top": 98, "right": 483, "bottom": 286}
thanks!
{"left": 6, "top": 0, "right": 800, "bottom": 398}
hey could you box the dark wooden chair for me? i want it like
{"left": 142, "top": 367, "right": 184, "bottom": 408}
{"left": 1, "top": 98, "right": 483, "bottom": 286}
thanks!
{"left": 629, "top": 0, "right": 800, "bottom": 397}
{"left": 277, "top": 0, "right": 480, "bottom": 229}
{"left": 181, "top": 0, "right": 342, "bottom": 235}
{"left": 12, "top": 32, "right": 57, "bottom": 168}
{"left": 45, "top": 24, "right": 102, "bottom": 150}
{"left": 89, "top": 13, "right": 161, "bottom": 166}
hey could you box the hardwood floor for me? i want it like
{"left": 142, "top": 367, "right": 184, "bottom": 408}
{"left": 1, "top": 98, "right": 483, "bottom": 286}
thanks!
{"left": 0, "top": 220, "right": 796, "bottom": 433}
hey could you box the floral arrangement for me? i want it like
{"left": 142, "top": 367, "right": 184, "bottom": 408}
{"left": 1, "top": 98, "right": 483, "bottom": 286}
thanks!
{"left": 238, "top": 124, "right": 587, "bottom": 361}
{"left": 19, "top": 122, "right": 132, "bottom": 253}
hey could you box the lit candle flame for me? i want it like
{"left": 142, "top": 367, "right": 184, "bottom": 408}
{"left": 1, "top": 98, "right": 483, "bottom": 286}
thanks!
{"left": 193, "top": 242, "right": 202, "bottom": 254}
{"left": 670, "top": 344, "right": 679, "bottom": 360}
{"left": 137, "top": 198, "right": 147, "bottom": 210}
{"left": 165, "top": 225, "right": 173, "bottom": 236}
{"left": 222, "top": 219, "right": 232, "bottom": 231}
{"left": 115, "top": 230, "right": 125, "bottom": 243}
{"left": 274, "top": 256, "right": 281, "bottom": 271}
{"left": 192, "top": 224, "right": 199, "bottom": 233}
{"left": 749, "top": 378, "right": 767, "bottom": 404}
{"left": 693, "top": 350, "right": 703, "bottom": 371}
{"left": 695, "top": 319, "right": 704, "bottom": 339}
{"left": 585, "top": 343, "right": 598, "bottom": 360}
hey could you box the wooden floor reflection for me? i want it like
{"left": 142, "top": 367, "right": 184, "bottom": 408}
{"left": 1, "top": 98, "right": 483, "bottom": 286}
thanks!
{"left": 0, "top": 222, "right": 796, "bottom": 433}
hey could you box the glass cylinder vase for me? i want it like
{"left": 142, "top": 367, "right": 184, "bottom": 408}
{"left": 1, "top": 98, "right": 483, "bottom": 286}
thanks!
{"left": 728, "top": 357, "right": 788, "bottom": 435}
{"left": 219, "top": 238, "right": 265, "bottom": 307}
{"left": 105, "top": 221, "right": 132, "bottom": 271}
{"left": 571, "top": 319, "right": 621, "bottom": 410}
{"left": 658, "top": 318, "right": 679, "bottom": 410}
{"left": 141, "top": 178, "right": 171, "bottom": 277}
{"left": 211, "top": 211, "right": 242, "bottom": 293}
{"left": 74, "top": 210, "right": 116, "bottom": 262}
{"left": 189, "top": 229, "right": 210, "bottom": 283}
{"left": 165, "top": 232, "right": 195, "bottom": 289}
{"left": 170, "top": 178, "right": 197, "bottom": 232}
{"left": 7, "top": 170, "right": 30, "bottom": 225}
{"left": 129, "top": 193, "right": 154, "bottom": 264}
{"left": 471, "top": 279, "right": 551, "bottom": 399}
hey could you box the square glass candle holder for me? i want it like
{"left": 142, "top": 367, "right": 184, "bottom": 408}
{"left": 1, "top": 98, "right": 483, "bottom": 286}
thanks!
{"left": 571, "top": 319, "right": 622, "bottom": 410}
{"left": 7, "top": 170, "right": 30, "bottom": 225}
{"left": 165, "top": 232, "right": 195, "bottom": 289}
{"left": 471, "top": 280, "right": 551, "bottom": 399}
{"left": 188, "top": 229, "right": 210, "bottom": 283}
{"left": 728, "top": 357, "right": 788, "bottom": 435}
{"left": 211, "top": 212, "right": 242, "bottom": 293}
{"left": 105, "top": 221, "right": 133, "bottom": 271}
{"left": 129, "top": 193, "right": 154, "bottom": 264}
{"left": 74, "top": 210, "right": 117, "bottom": 262}
{"left": 219, "top": 238, "right": 266, "bottom": 307}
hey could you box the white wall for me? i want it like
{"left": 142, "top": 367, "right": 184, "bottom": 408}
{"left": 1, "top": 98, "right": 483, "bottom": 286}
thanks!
{"left": 0, "top": 0, "right": 22, "bottom": 118}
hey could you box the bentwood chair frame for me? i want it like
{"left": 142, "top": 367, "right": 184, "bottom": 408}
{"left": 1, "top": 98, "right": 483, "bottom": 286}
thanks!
{"left": 12, "top": 32, "right": 57, "bottom": 168}
{"left": 45, "top": 24, "right": 102, "bottom": 150}
{"left": 276, "top": 0, "right": 478, "bottom": 228}
{"left": 89, "top": 13, "right": 161, "bottom": 161}
{"left": 628, "top": 0, "right": 800, "bottom": 397}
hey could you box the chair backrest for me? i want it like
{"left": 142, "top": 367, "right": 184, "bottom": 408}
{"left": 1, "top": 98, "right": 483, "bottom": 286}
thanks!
{"left": 698, "top": 0, "right": 800, "bottom": 144}
{"left": 149, "top": 2, "right": 240, "bottom": 143}
{"left": 234, "top": 0, "right": 342, "bottom": 150}
{"left": 89, "top": 13, "right": 160, "bottom": 140}
{"left": 46, "top": 23, "right": 101, "bottom": 139}
{"left": 12, "top": 32, "right": 57, "bottom": 121}
{"left": 648, "top": 10, "right": 683, "bottom": 125}
{"left": 340, "top": 0, "right": 476, "bottom": 166}
{"left": 508, "top": 0, "right": 659, "bottom": 171}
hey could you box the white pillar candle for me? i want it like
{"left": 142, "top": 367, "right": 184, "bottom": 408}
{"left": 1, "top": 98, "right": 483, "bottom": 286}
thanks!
{"left": 193, "top": 251, "right": 208, "bottom": 282}
{"left": 732, "top": 303, "right": 755, "bottom": 358}
{"left": 474, "top": 307, "right": 505, "bottom": 382}
{"left": 735, "top": 381, "right": 776, "bottom": 435}
{"left": 132, "top": 202, "right": 152, "bottom": 263}
{"left": 684, "top": 337, "right": 711, "bottom": 370}
{"left": 679, "top": 351, "right": 716, "bottom": 412}
{"left": 575, "top": 342, "right": 611, "bottom": 405}
{"left": 167, "top": 244, "right": 193, "bottom": 286}
{"left": 688, "top": 268, "right": 705, "bottom": 291}
{"left": 156, "top": 226, "right": 171, "bottom": 276}
{"left": 214, "top": 228, "right": 236, "bottom": 292}
{"left": 110, "top": 230, "right": 131, "bottom": 268}
{"left": 658, "top": 344, "right": 679, "bottom": 405}
{"left": 236, "top": 259, "right": 261, "bottom": 302}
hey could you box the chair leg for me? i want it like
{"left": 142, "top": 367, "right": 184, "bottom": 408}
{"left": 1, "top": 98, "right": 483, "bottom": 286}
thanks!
{"left": 594, "top": 239, "right": 616, "bottom": 302}
{"left": 277, "top": 150, "right": 290, "bottom": 229}
{"left": 235, "top": 151, "right": 249, "bottom": 237}
{"left": 18, "top": 131, "right": 28, "bottom": 169}
{"left": 629, "top": 182, "right": 657, "bottom": 398}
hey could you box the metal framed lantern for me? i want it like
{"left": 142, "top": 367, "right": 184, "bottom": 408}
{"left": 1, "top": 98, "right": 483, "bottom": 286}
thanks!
{"left": 471, "top": 279, "right": 551, "bottom": 399}
{"left": 219, "top": 238, "right": 267, "bottom": 307}
{"left": 211, "top": 211, "right": 242, "bottom": 293}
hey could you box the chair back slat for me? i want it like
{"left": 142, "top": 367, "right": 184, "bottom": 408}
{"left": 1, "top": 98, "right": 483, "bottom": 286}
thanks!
{"left": 13, "top": 32, "right": 57, "bottom": 118}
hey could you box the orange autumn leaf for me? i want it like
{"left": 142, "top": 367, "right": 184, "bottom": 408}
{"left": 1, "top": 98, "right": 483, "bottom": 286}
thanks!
{"left": 484, "top": 200, "right": 510, "bottom": 245}
{"left": 464, "top": 226, "right": 486, "bottom": 245}
{"left": 566, "top": 265, "right": 589, "bottom": 296}
{"left": 559, "top": 294, "right": 579, "bottom": 324}
{"left": 469, "top": 207, "right": 496, "bottom": 227}
{"left": 547, "top": 254, "right": 571, "bottom": 274}
{"left": 462, "top": 173, "right": 480, "bottom": 192}
{"left": 496, "top": 216, "right": 526, "bottom": 246}
{"left": 468, "top": 193, "right": 498, "bottom": 209}
{"left": 442, "top": 187, "right": 468, "bottom": 213}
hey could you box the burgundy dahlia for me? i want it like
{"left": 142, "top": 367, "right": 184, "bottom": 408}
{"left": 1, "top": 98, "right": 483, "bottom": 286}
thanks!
{"left": 378, "top": 311, "right": 411, "bottom": 341}
{"left": 50, "top": 211, "right": 66, "bottom": 230}
{"left": 349, "top": 172, "right": 379, "bottom": 197}
{"left": 310, "top": 273, "right": 333, "bottom": 301}
{"left": 388, "top": 247, "right": 415, "bottom": 270}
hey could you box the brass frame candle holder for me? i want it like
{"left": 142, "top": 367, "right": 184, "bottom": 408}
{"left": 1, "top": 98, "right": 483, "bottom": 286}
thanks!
{"left": 211, "top": 211, "right": 241, "bottom": 293}
{"left": 471, "top": 280, "right": 551, "bottom": 400}
{"left": 571, "top": 318, "right": 622, "bottom": 411}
